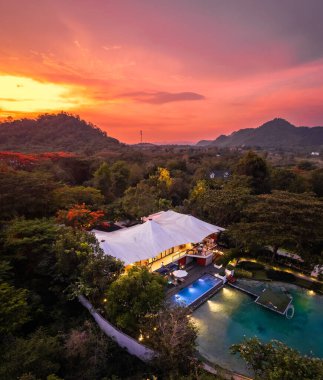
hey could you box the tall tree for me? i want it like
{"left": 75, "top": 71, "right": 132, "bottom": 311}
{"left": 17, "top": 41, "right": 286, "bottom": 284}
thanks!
{"left": 187, "top": 176, "right": 252, "bottom": 227}
{"left": 53, "top": 186, "right": 104, "bottom": 210}
{"left": 311, "top": 169, "right": 323, "bottom": 197}
{"left": 229, "top": 191, "right": 323, "bottom": 261}
{"left": 0, "top": 328, "right": 62, "bottom": 379}
{"left": 56, "top": 204, "right": 105, "bottom": 230}
{"left": 271, "top": 167, "right": 307, "bottom": 193}
{"left": 64, "top": 321, "right": 144, "bottom": 380}
{"left": 142, "top": 307, "right": 198, "bottom": 377}
{"left": 54, "top": 227, "right": 123, "bottom": 303}
{"left": 110, "top": 160, "right": 131, "bottom": 196}
{"left": 231, "top": 338, "right": 323, "bottom": 380}
{"left": 0, "top": 169, "right": 57, "bottom": 219}
{"left": 0, "top": 282, "right": 30, "bottom": 335}
{"left": 105, "top": 266, "right": 166, "bottom": 334}
{"left": 2, "top": 218, "right": 60, "bottom": 285}
{"left": 235, "top": 151, "right": 271, "bottom": 194}
{"left": 122, "top": 181, "right": 171, "bottom": 218}
{"left": 92, "top": 162, "right": 113, "bottom": 201}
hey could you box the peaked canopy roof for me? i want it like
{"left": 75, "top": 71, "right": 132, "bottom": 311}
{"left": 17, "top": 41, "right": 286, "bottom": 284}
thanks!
{"left": 92, "top": 210, "right": 224, "bottom": 265}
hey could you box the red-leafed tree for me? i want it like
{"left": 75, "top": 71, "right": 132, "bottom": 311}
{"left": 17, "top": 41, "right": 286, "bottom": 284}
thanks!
{"left": 57, "top": 203, "right": 105, "bottom": 230}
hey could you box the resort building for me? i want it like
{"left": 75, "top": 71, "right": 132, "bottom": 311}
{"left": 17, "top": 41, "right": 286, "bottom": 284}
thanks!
{"left": 92, "top": 210, "right": 224, "bottom": 272}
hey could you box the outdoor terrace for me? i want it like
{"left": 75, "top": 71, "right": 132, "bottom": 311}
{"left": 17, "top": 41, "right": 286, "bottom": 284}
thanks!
{"left": 165, "top": 263, "right": 219, "bottom": 299}
{"left": 256, "top": 288, "right": 293, "bottom": 315}
{"left": 228, "top": 279, "right": 293, "bottom": 316}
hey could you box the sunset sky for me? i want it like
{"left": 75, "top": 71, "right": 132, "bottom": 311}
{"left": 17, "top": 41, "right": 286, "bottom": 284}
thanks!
{"left": 1, "top": 0, "right": 323, "bottom": 143}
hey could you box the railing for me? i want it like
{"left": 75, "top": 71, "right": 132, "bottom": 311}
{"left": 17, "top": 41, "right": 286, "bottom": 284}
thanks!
{"left": 172, "top": 250, "right": 187, "bottom": 262}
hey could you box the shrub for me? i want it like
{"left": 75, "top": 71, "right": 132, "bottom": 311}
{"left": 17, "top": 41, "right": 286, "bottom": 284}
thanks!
{"left": 219, "top": 268, "right": 226, "bottom": 276}
{"left": 234, "top": 268, "right": 253, "bottom": 279}
{"left": 310, "top": 282, "right": 323, "bottom": 294}
{"left": 239, "top": 261, "right": 264, "bottom": 271}
{"left": 251, "top": 246, "right": 272, "bottom": 259}
{"left": 267, "top": 269, "right": 296, "bottom": 282}
{"left": 226, "top": 264, "right": 235, "bottom": 271}
{"left": 218, "top": 248, "right": 241, "bottom": 266}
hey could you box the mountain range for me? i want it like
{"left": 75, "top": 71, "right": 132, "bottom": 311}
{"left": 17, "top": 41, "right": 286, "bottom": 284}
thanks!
{"left": 1, "top": 114, "right": 322, "bottom": 153}
{"left": 197, "top": 118, "right": 323, "bottom": 149}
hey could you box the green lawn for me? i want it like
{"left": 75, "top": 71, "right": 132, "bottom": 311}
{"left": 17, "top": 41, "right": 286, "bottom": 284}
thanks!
{"left": 236, "top": 260, "right": 323, "bottom": 295}
{"left": 252, "top": 270, "right": 269, "bottom": 280}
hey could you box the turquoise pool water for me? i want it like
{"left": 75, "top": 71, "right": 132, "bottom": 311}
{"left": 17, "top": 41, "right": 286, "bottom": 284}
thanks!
{"left": 191, "top": 280, "right": 323, "bottom": 376}
{"left": 171, "top": 274, "right": 222, "bottom": 306}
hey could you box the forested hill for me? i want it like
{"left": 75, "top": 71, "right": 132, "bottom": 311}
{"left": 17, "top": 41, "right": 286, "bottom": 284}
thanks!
{"left": 197, "top": 118, "right": 323, "bottom": 149}
{"left": 0, "top": 113, "right": 121, "bottom": 153}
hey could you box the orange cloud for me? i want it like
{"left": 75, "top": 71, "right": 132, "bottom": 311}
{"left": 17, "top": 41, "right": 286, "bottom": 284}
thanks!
{"left": 0, "top": 74, "right": 92, "bottom": 116}
{"left": 1, "top": 1, "right": 323, "bottom": 143}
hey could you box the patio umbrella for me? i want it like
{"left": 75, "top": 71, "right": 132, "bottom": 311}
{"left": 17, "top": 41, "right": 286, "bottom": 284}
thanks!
{"left": 173, "top": 269, "right": 188, "bottom": 278}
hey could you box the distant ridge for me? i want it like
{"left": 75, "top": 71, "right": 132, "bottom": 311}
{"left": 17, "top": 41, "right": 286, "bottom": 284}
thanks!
{"left": 132, "top": 143, "right": 156, "bottom": 147}
{"left": 0, "top": 113, "right": 121, "bottom": 153}
{"left": 197, "top": 118, "right": 323, "bottom": 149}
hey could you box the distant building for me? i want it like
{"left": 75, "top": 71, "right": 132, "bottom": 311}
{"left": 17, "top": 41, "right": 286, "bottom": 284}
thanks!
{"left": 311, "top": 265, "right": 323, "bottom": 278}
{"left": 209, "top": 169, "right": 231, "bottom": 180}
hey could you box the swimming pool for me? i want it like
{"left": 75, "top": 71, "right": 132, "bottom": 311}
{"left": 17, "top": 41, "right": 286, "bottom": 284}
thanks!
{"left": 171, "top": 274, "right": 223, "bottom": 307}
{"left": 192, "top": 280, "right": 323, "bottom": 376}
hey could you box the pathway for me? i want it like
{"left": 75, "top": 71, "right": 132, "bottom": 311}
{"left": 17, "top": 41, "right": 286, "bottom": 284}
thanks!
{"left": 238, "top": 258, "right": 323, "bottom": 285}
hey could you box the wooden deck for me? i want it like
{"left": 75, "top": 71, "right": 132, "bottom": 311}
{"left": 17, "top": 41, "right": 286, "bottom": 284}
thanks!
{"left": 228, "top": 279, "right": 293, "bottom": 316}
{"left": 228, "top": 281, "right": 261, "bottom": 297}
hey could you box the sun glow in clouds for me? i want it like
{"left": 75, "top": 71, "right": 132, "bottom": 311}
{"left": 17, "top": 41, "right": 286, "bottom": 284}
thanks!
{"left": 0, "top": 75, "right": 87, "bottom": 114}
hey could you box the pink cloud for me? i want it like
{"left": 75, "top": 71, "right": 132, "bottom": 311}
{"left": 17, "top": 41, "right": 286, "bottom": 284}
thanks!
{"left": 1, "top": 1, "right": 323, "bottom": 143}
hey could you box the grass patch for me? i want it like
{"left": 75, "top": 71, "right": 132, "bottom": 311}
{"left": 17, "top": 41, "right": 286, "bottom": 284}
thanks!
{"left": 266, "top": 269, "right": 296, "bottom": 282}
{"left": 234, "top": 268, "right": 253, "bottom": 279}
{"left": 294, "top": 278, "right": 312, "bottom": 288}
{"left": 294, "top": 278, "right": 323, "bottom": 294}
{"left": 252, "top": 270, "right": 269, "bottom": 280}
{"left": 239, "top": 261, "right": 265, "bottom": 271}
{"left": 311, "top": 282, "right": 323, "bottom": 294}
{"left": 235, "top": 260, "right": 323, "bottom": 293}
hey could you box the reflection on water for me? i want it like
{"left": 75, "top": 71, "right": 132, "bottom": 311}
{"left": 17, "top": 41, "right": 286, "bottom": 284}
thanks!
{"left": 192, "top": 280, "right": 323, "bottom": 376}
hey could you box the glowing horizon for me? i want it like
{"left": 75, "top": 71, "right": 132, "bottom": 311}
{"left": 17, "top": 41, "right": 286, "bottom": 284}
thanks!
{"left": 1, "top": 0, "right": 323, "bottom": 143}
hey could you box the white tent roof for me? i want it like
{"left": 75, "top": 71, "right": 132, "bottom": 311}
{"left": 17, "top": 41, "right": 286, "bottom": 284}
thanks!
{"left": 92, "top": 210, "right": 224, "bottom": 265}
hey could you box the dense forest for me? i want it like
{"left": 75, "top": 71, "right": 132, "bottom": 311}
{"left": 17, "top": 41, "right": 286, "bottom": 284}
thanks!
{"left": 0, "top": 114, "right": 323, "bottom": 379}
{"left": 0, "top": 113, "right": 121, "bottom": 153}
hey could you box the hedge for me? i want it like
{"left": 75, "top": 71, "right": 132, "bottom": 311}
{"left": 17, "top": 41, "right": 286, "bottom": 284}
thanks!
{"left": 234, "top": 268, "right": 253, "bottom": 279}
{"left": 266, "top": 269, "right": 296, "bottom": 282}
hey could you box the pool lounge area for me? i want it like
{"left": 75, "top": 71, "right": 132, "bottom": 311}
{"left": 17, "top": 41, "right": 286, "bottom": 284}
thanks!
{"left": 170, "top": 274, "right": 224, "bottom": 308}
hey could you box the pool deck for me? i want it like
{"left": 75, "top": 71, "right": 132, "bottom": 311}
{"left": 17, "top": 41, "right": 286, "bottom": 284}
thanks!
{"left": 165, "top": 263, "right": 225, "bottom": 310}
{"left": 255, "top": 288, "right": 293, "bottom": 315}
{"left": 228, "top": 279, "right": 293, "bottom": 315}
{"left": 165, "top": 265, "right": 293, "bottom": 315}
{"left": 189, "top": 280, "right": 224, "bottom": 310}
{"left": 228, "top": 281, "right": 262, "bottom": 298}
